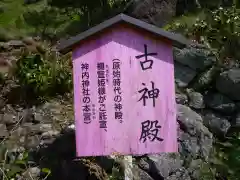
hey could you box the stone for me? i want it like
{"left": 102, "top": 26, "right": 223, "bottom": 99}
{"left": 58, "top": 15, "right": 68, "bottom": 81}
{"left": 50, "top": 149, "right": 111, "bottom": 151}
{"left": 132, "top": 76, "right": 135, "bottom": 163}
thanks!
{"left": 20, "top": 109, "right": 34, "bottom": 123}
{"left": 2, "top": 81, "right": 21, "bottom": 105}
{"left": 177, "top": 105, "right": 213, "bottom": 159}
{"left": 0, "top": 124, "right": 8, "bottom": 137}
{"left": 174, "top": 61, "right": 197, "bottom": 87}
{"left": 11, "top": 127, "right": 28, "bottom": 137}
{"left": 188, "top": 90, "right": 205, "bottom": 109}
{"left": 8, "top": 147, "right": 25, "bottom": 153}
{"left": 178, "top": 128, "right": 213, "bottom": 160}
{"left": 232, "top": 113, "right": 240, "bottom": 128}
{"left": 33, "top": 112, "right": 45, "bottom": 123}
{"left": 129, "top": 0, "right": 177, "bottom": 27}
{"left": 23, "top": 167, "right": 41, "bottom": 179}
{"left": 41, "top": 130, "right": 60, "bottom": 139}
{"left": 140, "top": 153, "right": 182, "bottom": 179}
{"left": 23, "top": 123, "right": 53, "bottom": 135}
{"left": 177, "top": 104, "right": 203, "bottom": 123}
{"left": 204, "top": 93, "right": 236, "bottom": 114}
{"left": 188, "top": 159, "right": 203, "bottom": 179}
{"left": 178, "top": 131, "right": 200, "bottom": 157}
{"left": 203, "top": 112, "right": 231, "bottom": 136}
{"left": 173, "top": 46, "right": 215, "bottom": 71}
{"left": 0, "top": 98, "right": 6, "bottom": 110}
{"left": 40, "top": 138, "right": 55, "bottom": 145}
{"left": 192, "top": 66, "right": 220, "bottom": 90}
{"left": 133, "top": 165, "right": 153, "bottom": 180}
{"left": 165, "top": 168, "right": 191, "bottom": 180}
{"left": 25, "top": 135, "right": 40, "bottom": 149}
{"left": 1, "top": 113, "right": 17, "bottom": 125}
{"left": 176, "top": 92, "right": 188, "bottom": 105}
{"left": 6, "top": 40, "right": 25, "bottom": 48}
{"left": 216, "top": 69, "right": 240, "bottom": 100}
{"left": 138, "top": 158, "right": 150, "bottom": 172}
{"left": 0, "top": 42, "right": 9, "bottom": 51}
{"left": 22, "top": 37, "right": 36, "bottom": 45}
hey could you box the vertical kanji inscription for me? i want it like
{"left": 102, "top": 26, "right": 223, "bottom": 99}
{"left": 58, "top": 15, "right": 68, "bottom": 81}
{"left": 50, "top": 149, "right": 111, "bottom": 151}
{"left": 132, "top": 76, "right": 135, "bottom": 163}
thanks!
{"left": 135, "top": 44, "right": 163, "bottom": 143}
{"left": 135, "top": 44, "right": 158, "bottom": 71}
{"left": 81, "top": 63, "right": 92, "bottom": 124}
{"left": 97, "top": 62, "right": 107, "bottom": 131}
{"left": 112, "top": 59, "right": 123, "bottom": 123}
{"left": 140, "top": 120, "right": 163, "bottom": 143}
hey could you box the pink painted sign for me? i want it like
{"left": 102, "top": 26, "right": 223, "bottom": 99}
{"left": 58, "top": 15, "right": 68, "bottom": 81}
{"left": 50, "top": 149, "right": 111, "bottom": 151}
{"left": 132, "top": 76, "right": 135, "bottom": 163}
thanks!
{"left": 72, "top": 26, "right": 177, "bottom": 157}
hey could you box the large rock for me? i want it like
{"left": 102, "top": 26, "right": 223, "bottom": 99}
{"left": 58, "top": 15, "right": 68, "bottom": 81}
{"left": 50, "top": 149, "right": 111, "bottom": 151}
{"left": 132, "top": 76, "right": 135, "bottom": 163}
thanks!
{"left": 204, "top": 93, "right": 236, "bottom": 114}
{"left": 139, "top": 153, "right": 182, "bottom": 179}
{"left": 173, "top": 46, "right": 215, "bottom": 71}
{"left": 192, "top": 65, "right": 220, "bottom": 90}
{"left": 25, "top": 135, "right": 41, "bottom": 149}
{"left": 165, "top": 168, "right": 191, "bottom": 180}
{"left": 1, "top": 113, "right": 17, "bottom": 125}
{"left": 187, "top": 159, "right": 203, "bottom": 179}
{"left": 129, "top": 0, "right": 177, "bottom": 27}
{"left": 232, "top": 113, "right": 240, "bottom": 128}
{"left": 0, "top": 124, "right": 8, "bottom": 137}
{"left": 177, "top": 105, "right": 213, "bottom": 159}
{"left": 23, "top": 167, "right": 41, "bottom": 179}
{"left": 178, "top": 131, "right": 199, "bottom": 157}
{"left": 216, "top": 69, "right": 240, "bottom": 100}
{"left": 33, "top": 100, "right": 74, "bottom": 126}
{"left": 22, "top": 123, "right": 53, "bottom": 135}
{"left": 187, "top": 90, "right": 205, "bottom": 109}
{"left": 133, "top": 165, "right": 153, "bottom": 180}
{"left": 176, "top": 92, "right": 188, "bottom": 105}
{"left": 203, "top": 112, "right": 231, "bottom": 136}
{"left": 6, "top": 40, "right": 25, "bottom": 48}
{"left": 33, "top": 112, "right": 52, "bottom": 123}
{"left": 174, "top": 61, "right": 197, "bottom": 87}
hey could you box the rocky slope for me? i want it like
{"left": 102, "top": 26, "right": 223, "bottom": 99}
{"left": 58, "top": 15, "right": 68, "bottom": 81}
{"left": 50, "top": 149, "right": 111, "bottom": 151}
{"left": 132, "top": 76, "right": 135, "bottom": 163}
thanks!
{"left": 0, "top": 41, "right": 239, "bottom": 180}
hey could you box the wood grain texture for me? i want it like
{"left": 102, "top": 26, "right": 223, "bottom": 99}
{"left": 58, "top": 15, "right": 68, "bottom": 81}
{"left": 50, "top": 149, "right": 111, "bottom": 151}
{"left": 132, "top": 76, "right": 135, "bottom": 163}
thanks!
{"left": 72, "top": 25, "right": 177, "bottom": 157}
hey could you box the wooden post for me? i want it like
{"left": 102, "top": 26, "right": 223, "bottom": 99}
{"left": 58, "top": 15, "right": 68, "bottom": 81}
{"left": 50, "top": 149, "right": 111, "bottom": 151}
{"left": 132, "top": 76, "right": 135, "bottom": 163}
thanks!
{"left": 124, "top": 156, "right": 133, "bottom": 180}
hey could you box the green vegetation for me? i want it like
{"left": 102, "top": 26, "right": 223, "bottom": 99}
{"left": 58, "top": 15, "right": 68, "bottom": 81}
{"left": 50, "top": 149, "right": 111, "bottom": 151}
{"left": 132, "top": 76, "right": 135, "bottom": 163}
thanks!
{"left": 165, "top": 0, "right": 240, "bottom": 62}
{"left": 0, "top": 0, "right": 46, "bottom": 36}
{"left": 0, "top": 0, "right": 130, "bottom": 40}
{"left": 0, "top": 0, "right": 240, "bottom": 179}
{"left": 14, "top": 48, "right": 72, "bottom": 101}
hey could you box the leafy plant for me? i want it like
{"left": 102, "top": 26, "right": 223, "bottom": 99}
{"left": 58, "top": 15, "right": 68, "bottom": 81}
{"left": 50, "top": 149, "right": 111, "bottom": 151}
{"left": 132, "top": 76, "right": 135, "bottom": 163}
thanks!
{"left": 23, "top": 7, "right": 69, "bottom": 40}
{"left": 213, "top": 133, "right": 240, "bottom": 179}
{"left": 165, "top": 2, "right": 240, "bottom": 62}
{"left": 48, "top": 0, "right": 130, "bottom": 35}
{"left": 0, "top": 146, "right": 52, "bottom": 179}
{"left": 109, "top": 166, "right": 124, "bottom": 180}
{"left": 14, "top": 48, "right": 72, "bottom": 101}
{"left": 0, "top": 146, "right": 28, "bottom": 179}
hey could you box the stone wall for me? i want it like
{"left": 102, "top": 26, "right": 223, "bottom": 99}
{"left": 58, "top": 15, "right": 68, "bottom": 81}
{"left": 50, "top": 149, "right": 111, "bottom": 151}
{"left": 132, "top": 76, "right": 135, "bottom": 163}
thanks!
{"left": 0, "top": 43, "right": 239, "bottom": 179}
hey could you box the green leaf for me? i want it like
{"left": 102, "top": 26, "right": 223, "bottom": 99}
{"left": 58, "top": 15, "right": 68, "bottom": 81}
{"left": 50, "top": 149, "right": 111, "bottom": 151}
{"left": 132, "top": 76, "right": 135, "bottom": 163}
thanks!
{"left": 6, "top": 165, "right": 24, "bottom": 178}
{"left": 41, "top": 168, "right": 51, "bottom": 174}
{"left": 15, "top": 160, "right": 26, "bottom": 166}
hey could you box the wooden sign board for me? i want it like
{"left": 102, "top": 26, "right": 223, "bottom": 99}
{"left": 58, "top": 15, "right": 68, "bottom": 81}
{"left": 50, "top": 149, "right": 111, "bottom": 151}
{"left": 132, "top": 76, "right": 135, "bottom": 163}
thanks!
{"left": 58, "top": 14, "right": 189, "bottom": 157}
